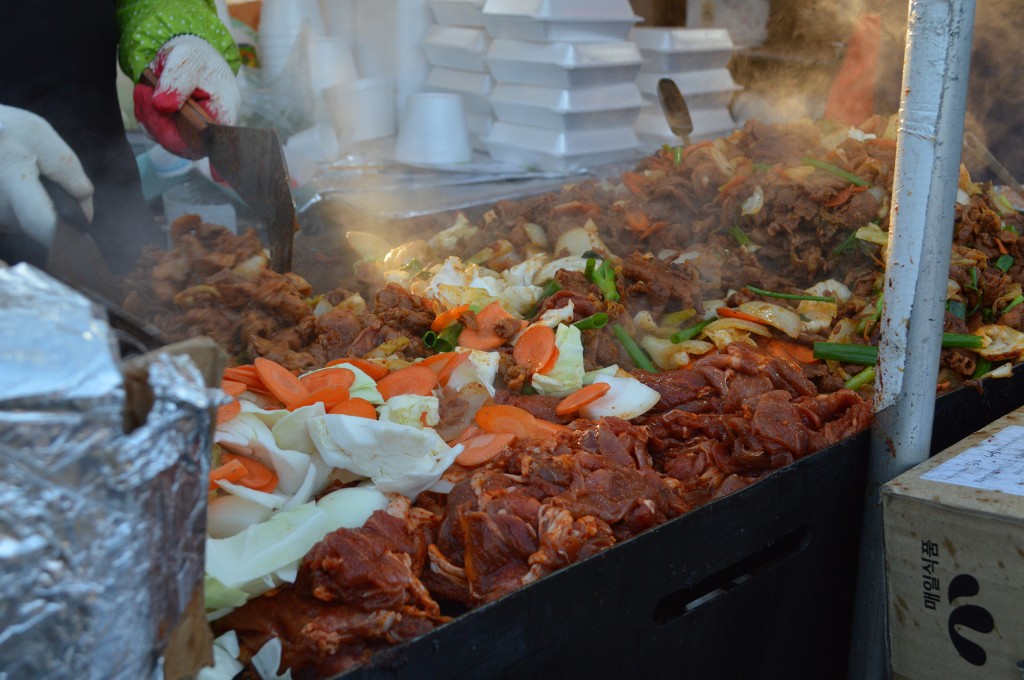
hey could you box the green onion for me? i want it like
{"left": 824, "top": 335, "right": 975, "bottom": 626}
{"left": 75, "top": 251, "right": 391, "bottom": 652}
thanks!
{"left": 746, "top": 285, "right": 835, "bottom": 303}
{"left": 673, "top": 146, "right": 683, "bottom": 166}
{"left": 399, "top": 258, "right": 424, "bottom": 274}
{"left": 972, "top": 359, "right": 993, "bottom": 379}
{"left": 996, "top": 194, "right": 1016, "bottom": 215}
{"left": 521, "top": 384, "right": 538, "bottom": 395}
{"left": 995, "top": 254, "right": 1015, "bottom": 272}
{"left": 433, "top": 323, "right": 463, "bottom": 353}
{"left": 416, "top": 269, "right": 433, "bottom": 280}
{"left": 946, "top": 300, "right": 966, "bottom": 320}
{"left": 612, "top": 324, "right": 657, "bottom": 373}
{"left": 527, "top": 279, "right": 563, "bottom": 317}
{"left": 801, "top": 157, "right": 869, "bottom": 187}
{"left": 752, "top": 162, "right": 773, "bottom": 172}
{"left": 585, "top": 258, "right": 620, "bottom": 302}
{"left": 671, "top": 317, "right": 716, "bottom": 343}
{"left": 942, "top": 332, "right": 983, "bottom": 349}
{"left": 968, "top": 266, "right": 979, "bottom": 291}
{"left": 832, "top": 230, "right": 860, "bottom": 256}
{"left": 1001, "top": 294, "right": 1024, "bottom": 316}
{"left": 574, "top": 313, "right": 609, "bottom": 330}
{"left": 813, "top": 342, "right": 878, "bottom": 365}
{"left": 422, "top": 330, "right": 438, "bottom": 348}
{"left": 728, "top": 223, "right": 750, "bottom": 246}
{"left": 844, "top": 366, "right": 876, "bottom": 390}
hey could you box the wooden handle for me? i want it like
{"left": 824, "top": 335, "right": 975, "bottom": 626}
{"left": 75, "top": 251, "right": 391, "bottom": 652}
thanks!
{"left": 140, "top": 67, "right": 213, "bottom": 159}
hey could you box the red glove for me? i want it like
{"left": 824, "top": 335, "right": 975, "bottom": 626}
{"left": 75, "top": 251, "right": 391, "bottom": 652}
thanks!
{"left": 134, "top": 35, "right": 240, "bottom": 159}
{"left": 824, "top": 14, "right": 883, "bottom": 127}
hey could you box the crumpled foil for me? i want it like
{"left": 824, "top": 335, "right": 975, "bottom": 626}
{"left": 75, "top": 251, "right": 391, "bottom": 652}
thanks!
{"left": 0, "top": 264, "right": 212, "bottom": 679}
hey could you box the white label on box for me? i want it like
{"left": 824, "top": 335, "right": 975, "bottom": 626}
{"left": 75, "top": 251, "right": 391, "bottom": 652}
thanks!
{"left": 922, "top": 425, "right": 1024, "bottom": 496}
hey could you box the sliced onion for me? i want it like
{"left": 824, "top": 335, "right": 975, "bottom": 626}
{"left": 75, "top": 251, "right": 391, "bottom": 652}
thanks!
{"left": 702, "top": 318, "right": 771, "bottom": 351}
{"left": 523, "top": 222, "right": 549, "bottom": 248}
{"left": 214, "top": 480, "right": 287, "bottom": 509}
{"left": 738, "top": 301, "right": 803, "bottom": 339}
{"left": 580, "top": 375, "right": 661, "bottom": 420}
{"left": 316, "top": 487, "right": 389, "bottom": 528}
{"left": 535, "top": 256, "right": 589, "bottom": 283}
{"left": 976, "top": 325, "right": 1024, "bottom": 360}
{"left": 208, "top": 495, "right": 274, "bottom": 539}
{"left": 741, "top": 185, "right": 764, "bottom": 216}
{"left": 554, "top": 220, "right": 614, "bottom": 260}
{"left": 346, "top": 230, "right": 391, "bottom": 260}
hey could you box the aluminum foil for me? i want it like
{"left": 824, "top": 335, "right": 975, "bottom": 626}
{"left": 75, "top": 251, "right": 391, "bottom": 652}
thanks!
{"left": 0, "top": 264, "right": 213, "bottom": 679}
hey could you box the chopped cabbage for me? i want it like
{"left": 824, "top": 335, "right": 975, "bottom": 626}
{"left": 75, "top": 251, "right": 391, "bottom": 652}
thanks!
{"left": 534, "top": 300, "right": 575, "bottom": 328}
{"left": 426, "top": 256, "right": 541, "bottom": 316}
{"left": 428, "top": 213, "right": 478, "bottom": 254}
{"left": 446, "top": 348, "right": 500, "bottom": 397}
{"left": 252, "top": 638, "right": 293, "bottom": 680}
{"left": 797, "top": 280, "right": 852, "bottom": 333}
{"left": 583, "top": 365, "right": 619, "bottom": 384}
{"left": 216, "top": 413, "right": 312, "bottom": 495}
{"left": 197, "top": 631, "right": 245, "bottom": 680}
{"left": 379, "top": 394, "right": 439, "bottom": 429}
{"left": 307, "top": 415, "right": 462, "bottom": 497}
{"left": 531, "top": 323, "right": 585, "bottom": 397}
{"left": 271, "top": 402, "right": 326, "bottom": 453}
{"left": 579, "top": 374, "right": 660, "bottom": 420}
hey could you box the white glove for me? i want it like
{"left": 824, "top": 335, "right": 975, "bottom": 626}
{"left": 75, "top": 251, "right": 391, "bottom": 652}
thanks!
{"left": 0, "top": 105, "right": 94, "bottom": 248}
{"left": 134, "top": 35, "right": 241, "bottom": 158}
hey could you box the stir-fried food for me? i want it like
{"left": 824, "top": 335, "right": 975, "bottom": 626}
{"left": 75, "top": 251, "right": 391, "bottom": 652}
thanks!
{"left": 125, "top": 117, "right": 1024, "bottom": 677}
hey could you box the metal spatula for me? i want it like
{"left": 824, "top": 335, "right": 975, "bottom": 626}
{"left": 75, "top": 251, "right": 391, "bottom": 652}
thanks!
{"left": 657, "top": 78, "right": 693, "bottom": 146}
{"left": 141, "top": 69, "right": 297, "bottom": 273}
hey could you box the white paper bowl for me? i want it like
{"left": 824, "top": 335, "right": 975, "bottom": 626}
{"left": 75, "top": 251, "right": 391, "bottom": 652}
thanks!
{"left": 395, "top": 93, "right": 473, "bottom": 165}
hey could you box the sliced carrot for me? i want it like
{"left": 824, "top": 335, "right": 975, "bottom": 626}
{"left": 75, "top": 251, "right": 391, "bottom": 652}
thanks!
{"left": 761, "top": 338, "right": 820, "bottom": 365}
{"left": 717, "top": 173, "right": 749, "bottom": 196}
{"left": 475, "top": 404, "right": 541, "bottom": 437}
{"left": 621, "top": 171, "right": 649, "bottom": 195}
{"left": 995, "top": 238, "right": 1008, "bottom": 255}
{"left": 209, "top": 457, "right": 247, "bottom": 490}
{"left": 822, "top": 184, "right": 869, "bottom": 208}
{"left": 455, "top": 432, "right": 516, "bottom": 467}
{"left": 456, "top": 327, "right": 506, "bottom": 351}
{"left": 537, "top": 345, "right": 560, "bottom": 375}
{"left": 254, "top": 357, "right": 310, "bottom": 408}
{"left": 624, "top": 207, "right": 650, "bottom": 232}
{"left": 556, "top": 383, "right": 611, "bottom": 416}
{"left": 376, "top": 365, "right": 439, "bottom": 400}
{"left": 436, "top": 352, "right": 470, "bottom": 387}
{"left": 420, "top": 352, "right": 459, "bottom": 371}
{"left": 300, "top": 367, "right": 355, "bottom": 393}
{"left": 292, "top": 384, "right": 351, "bottom": 409}
{"left": 535, "top": 419, "right": 572, "bottom": 435}
{"left": 223, "top": 366, "right": 265, "bottom": 391}
{"left": 216, "top": 399, "right": 242, "bottom": 425}
{"left": 431, "top": 304, "right": 470, "bottom": 332}
{"left": 221, "top": 379, "right": 248, "bottom": 397}
{"left": 453, "top": 424, "right": 485, "bottom": 445}
{"left": 716, "top": 306, "right": 767, "bottom": 325}
{"left": 328, "top": 397, "right": 378, "bottom": 419}
{"left": 219, "top": 452, "right": 278, "bottom": 493}
{"left": 513, "top": 325, "right": 557, "bottom": 373}
{"left": 325, "top": 356, "right": 389, "bottom": 380}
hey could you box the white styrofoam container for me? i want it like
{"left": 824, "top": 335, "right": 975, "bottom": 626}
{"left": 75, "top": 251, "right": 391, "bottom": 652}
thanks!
{"left": 489, "top": 81, "right": 642, "bottom": 131}
{"left": 639, "top": 47, "right": 735, "bottom": 73}
{"left": 431, "top": 0, "right": 486, "bottom": 27}
{"left": 629, "top": 27, "right": 734, "bottom": 52}
{"left": 486, "top": 39, "right": 642, "bottom": 88}
{"left": 466, "top": 112, "right": 494, "bottom": 151}
{"left": 424, "top": 26, "right": 490, "bottom": 72}
{"left": 634, "top": 104, "right": 738, "bottom": 146}
{"left": 484, "top": 121, "right": 640, "bottom": 172}
{"left": 637, "top": 70, "right": 742, "bottom": 109}
{"left": 426, "top": 66, "right": 494, "bottom": 97}
{"left": 482, "top": 14, "right": 639, "bottom": 42}
{"left": 483, "top": 0, "right": 637, "bottom": 20}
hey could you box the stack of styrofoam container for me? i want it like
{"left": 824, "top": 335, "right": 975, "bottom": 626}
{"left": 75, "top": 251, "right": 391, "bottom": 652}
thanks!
{"left": 425, "top": 0, "right": 495, "bottom": 150}
{"left": 480, "top": 0, "right": 644, "bottom": 173}
{"left": 630, "top": 27, "right": 742, "bottom": 149}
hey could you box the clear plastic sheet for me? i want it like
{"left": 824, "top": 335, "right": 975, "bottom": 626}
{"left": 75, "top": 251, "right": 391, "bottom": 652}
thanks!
{"left": 0, "top": 264, "right": 213, "bottom": 679}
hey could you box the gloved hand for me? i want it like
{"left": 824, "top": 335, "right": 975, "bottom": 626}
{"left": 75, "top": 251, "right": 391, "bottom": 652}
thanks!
{"left": 133, "top": 35, "right": 241, "bottom": 159}
{"left": 0, "top": 105, "right": 94, "bottom": 248}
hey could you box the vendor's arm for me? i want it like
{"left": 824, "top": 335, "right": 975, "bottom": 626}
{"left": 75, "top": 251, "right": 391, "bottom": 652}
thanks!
{"left": 116, "top": 0, "right": 242, "bottom": 158}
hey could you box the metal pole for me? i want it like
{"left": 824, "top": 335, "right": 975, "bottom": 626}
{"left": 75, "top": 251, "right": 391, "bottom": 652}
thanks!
{"left": 848, "top": 1, "right": 975, "bottom": 678}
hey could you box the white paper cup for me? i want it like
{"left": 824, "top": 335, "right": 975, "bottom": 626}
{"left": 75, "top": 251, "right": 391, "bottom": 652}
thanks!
{"left": 325, "top": 77, "right": 396, "bottom": 144}
{"left": 394, "top": 92, "right": 472, "bottom": 165}
{"left": 308, "top": 37, "right": 358, "bottom": 93}
{"left": 260, "top": 0, "right": 325, "bottom": 36}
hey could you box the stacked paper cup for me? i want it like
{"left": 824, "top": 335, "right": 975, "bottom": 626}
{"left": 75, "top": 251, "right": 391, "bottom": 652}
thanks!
{"left": 259, "top": 0, "right": 326, "bottom": 79}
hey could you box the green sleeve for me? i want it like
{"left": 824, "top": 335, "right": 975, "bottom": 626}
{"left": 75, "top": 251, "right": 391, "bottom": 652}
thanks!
{"left": 115, "top": 0, "right": 242, "bottom": 82}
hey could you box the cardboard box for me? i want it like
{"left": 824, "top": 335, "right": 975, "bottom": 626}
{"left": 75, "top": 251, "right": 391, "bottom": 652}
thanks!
{"left": 883, "top": 409, "right": 1024, "bottom": 680}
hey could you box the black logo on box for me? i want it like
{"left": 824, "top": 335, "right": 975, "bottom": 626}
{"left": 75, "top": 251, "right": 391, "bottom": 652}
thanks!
{"left": 947, "top": 574, "right": 995, "bottom": 666}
